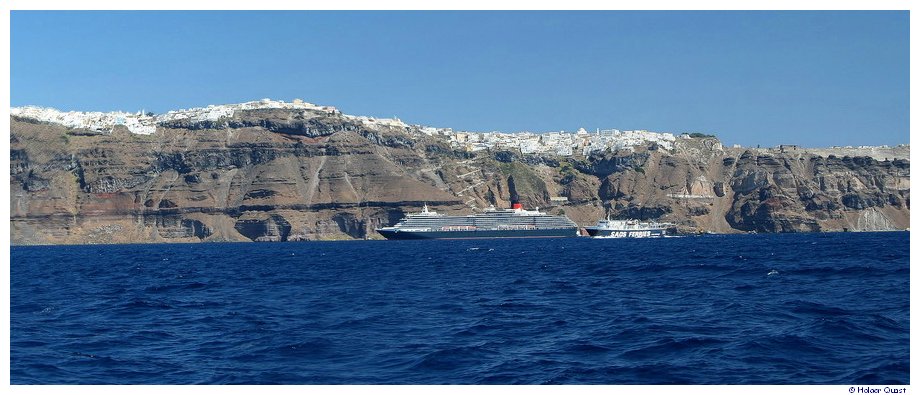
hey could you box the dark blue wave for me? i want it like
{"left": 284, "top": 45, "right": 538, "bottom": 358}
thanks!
{"left": 10, "top": 231, "right": 909, "bottom": 384}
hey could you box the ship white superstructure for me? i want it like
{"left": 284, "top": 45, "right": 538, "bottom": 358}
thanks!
{"left": 377, "top": 203, "right": 578, "bottom": 239}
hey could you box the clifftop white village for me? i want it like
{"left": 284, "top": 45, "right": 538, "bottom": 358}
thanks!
{"left": 10, "top": 98, "right": 904, "bottom": 158}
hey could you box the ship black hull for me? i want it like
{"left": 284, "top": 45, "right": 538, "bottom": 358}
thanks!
{"left": 585, "top": 228, "right": 671, "bottom": 238}
{"left": 377, "top": 228, "right": 579, "bottom": 240}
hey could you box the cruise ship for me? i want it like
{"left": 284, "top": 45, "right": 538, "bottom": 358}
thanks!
{"left": 585, "top": 217, "right": 676, "bottom": 238}
{"left": 377, "top": 203, "right": 579, "bottom": 240}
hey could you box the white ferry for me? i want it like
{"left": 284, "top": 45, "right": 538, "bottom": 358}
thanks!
{"left": 585, "top": 217, "right": 676, "bottom": 238}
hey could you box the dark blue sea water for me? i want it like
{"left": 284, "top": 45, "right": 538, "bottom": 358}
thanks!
{"left": 11, "top": 232, "right": 909, "bottom": 384}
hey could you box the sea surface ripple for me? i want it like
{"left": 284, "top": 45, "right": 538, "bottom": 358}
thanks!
{"left": 11, "top": 232, "right": 909, "bottom": 384}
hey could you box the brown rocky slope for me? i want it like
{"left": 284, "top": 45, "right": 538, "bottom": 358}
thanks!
{"left": 10, "top": 110, "right": 910, "bottom": 244}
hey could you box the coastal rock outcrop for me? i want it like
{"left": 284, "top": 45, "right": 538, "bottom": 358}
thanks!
{"left": 10, "top": 110, "right": 910, "bottom": 244}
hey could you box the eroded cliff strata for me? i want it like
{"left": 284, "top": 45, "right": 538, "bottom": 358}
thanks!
{"left": 10, "top": 109, "right": 909, "bottom": 244}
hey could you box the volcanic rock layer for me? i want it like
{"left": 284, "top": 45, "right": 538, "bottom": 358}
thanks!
{"left": 10, "top": 109, "right": 910, "bottom": 244}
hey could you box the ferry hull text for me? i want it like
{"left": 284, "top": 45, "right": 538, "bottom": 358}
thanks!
{"left": 584, "top": 228, "right": 670, "bottom": 238}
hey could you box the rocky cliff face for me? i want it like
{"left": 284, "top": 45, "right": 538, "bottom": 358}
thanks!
{"left": 10, "top": 110, "right": 910, "bottom": 244}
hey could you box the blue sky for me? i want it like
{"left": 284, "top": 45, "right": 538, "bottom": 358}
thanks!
{"left": 11, "top": 11, "right": 909, "bottom": 147}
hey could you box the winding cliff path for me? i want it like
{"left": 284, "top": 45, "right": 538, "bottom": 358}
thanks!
{"left": 301, "top": 154, "right": 327, "bottom": 207}
{"left": 215, "top": 168, "right": 239, "bottom": 209}
{"left": 342, "top": 171, "right": 360, "bottom": 202}
{"left": 157, "top": 171, "right": 181, "bottom": 204}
